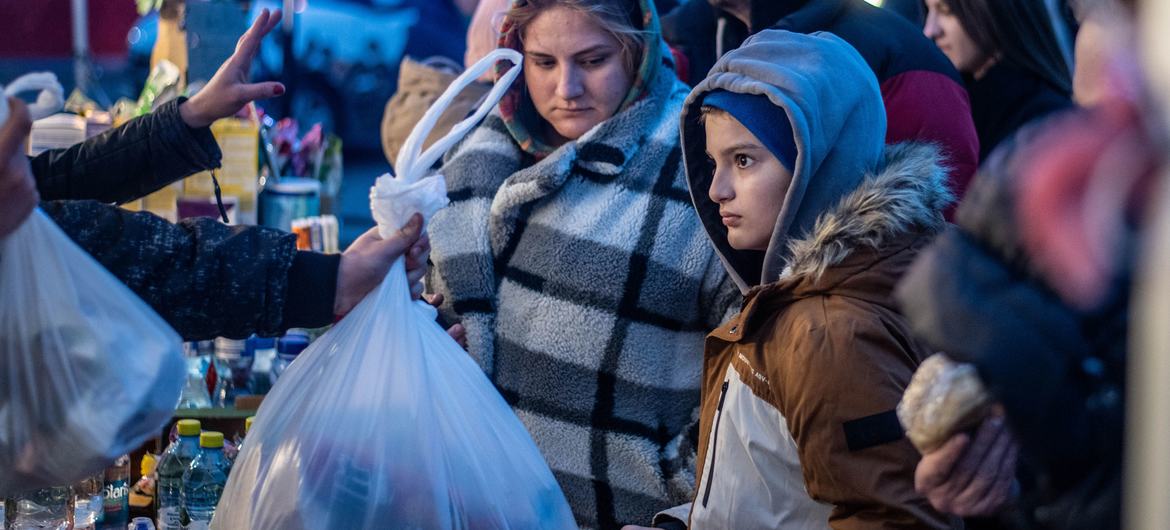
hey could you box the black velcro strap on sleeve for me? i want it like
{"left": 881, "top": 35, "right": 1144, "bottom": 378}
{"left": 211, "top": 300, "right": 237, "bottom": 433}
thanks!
{"left": 843, "top": 410, "right": 905, "bottom": 452}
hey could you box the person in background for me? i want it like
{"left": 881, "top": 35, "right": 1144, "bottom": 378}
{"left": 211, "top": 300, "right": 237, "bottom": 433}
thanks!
{"left": 629, "top": 28, "right": 956, "bottom": 530}
{"left": 3, "top": 9, "right": 431, "bottom": 341}
{"left": 425, "top": 0, "right": 738, "bottom": 526}
{"left": 923, "top": 0, "right": 1073, "bottom": 161}
{"left": 381, "top": 0, "right": 511, "bottom": 166}
{"left": 660, "top": 0, "right": 979, "bottom": 218}
{"left": 898, "top": 0, "right": 1146, "bottom": 528}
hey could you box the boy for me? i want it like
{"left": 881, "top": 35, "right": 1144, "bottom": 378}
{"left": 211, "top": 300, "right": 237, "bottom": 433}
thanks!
{"left": 631, "top": 30, "right": 957, "bottom": 529}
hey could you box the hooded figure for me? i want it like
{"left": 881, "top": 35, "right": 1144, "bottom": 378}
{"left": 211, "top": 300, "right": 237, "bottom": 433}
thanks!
{"left": 425, "top": 0, "right": 738, "bottom": 527}
{"left": 661, "top": 0, "right": 978, "bottom": 219}
{"left": 652, "top": 30, "right": 957, "bottom": 529}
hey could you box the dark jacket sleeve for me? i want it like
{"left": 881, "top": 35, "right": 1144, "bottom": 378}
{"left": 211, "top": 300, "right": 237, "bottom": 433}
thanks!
{"left": 31, "top": 97, "right": 222, "bottom": 204}
{"left": 40, "top": 200, "right": 339, "bottom": 341}
{"left": 894, "top": 121, "right": 1124, "bottom": 492}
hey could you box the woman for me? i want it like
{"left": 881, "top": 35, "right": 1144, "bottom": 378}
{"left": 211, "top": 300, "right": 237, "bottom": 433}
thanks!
{"left": 425, "top": 0, "right": 737, "bottom": 528}
{"left": 924, "top": 0, "right": 1073, "bottom": 160}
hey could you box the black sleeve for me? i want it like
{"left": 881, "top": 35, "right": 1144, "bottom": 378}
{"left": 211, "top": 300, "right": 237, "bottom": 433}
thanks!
{"left": 41, "top": 200, "right": 339, "bottom": 341}
{"left": 31, "top": 97, "right": 222, "bottom": 204}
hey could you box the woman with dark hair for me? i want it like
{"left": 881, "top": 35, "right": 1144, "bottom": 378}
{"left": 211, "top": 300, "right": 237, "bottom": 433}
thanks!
{"left": 425, "top": 0, "right": 737, "bottom": 526}
{"left": 924, "top": 0, "right": 1073, "bottom": 160}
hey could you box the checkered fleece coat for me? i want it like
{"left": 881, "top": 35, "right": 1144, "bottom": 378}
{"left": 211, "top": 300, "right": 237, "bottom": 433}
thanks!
{"left": 425, "top": 63, "right": 738, "bottom": 528}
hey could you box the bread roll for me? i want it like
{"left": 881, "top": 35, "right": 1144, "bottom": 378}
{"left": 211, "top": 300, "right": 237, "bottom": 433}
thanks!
{"left": 897, "top": 354, "right": 993, "bottom": 453}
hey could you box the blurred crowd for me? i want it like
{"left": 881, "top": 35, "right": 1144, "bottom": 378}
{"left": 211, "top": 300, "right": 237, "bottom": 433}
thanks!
{"left": 3, "top": 0, "right": 1168, "bottom": 528}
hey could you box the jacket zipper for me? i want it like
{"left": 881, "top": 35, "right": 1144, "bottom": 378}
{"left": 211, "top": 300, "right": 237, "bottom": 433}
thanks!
{"left": 702, "top": 380, "right": 730, "bottom": 508}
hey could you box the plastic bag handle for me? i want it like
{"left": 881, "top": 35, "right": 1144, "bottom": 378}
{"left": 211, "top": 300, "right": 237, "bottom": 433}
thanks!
{"left": 0, "top": 73, "right": 66, "bottom": 126}
{"left": 393, "top": 48, "right": 524, "bottom": 183}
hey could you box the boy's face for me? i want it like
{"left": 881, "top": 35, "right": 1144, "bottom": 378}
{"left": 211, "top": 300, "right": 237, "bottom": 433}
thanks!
{"left": 704, "top": 111, "right": 793, "bottom": 252}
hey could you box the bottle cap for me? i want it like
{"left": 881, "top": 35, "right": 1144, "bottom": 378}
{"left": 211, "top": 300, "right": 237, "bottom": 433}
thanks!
{"left": 200, "top": 431, "right": 224, "bottom": 449}
{"left": 277, "top": 333, "right": 310, "bottom": 357}
{"left": 176, "top": 419, "right": 201, "bottom": 437}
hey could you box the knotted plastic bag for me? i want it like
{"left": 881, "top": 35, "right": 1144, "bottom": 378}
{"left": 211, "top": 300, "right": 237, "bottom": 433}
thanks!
{"left": 213, "top": 49, "right": 577, "bottom": 529}
{"left": 0, "top": 72, "right": 66, "bottom": 126}
{"left": 0, "top": 210, "right": 186, "bottom": 494}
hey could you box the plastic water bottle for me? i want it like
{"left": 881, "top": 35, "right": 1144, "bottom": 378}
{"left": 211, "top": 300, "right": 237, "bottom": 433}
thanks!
{"left": 72, "top": 472, "right": 104, "bottom": 529}
{"left": 212, "top": 338, "right": 248, "bottom": 407}
{"left": 248, "top": 337, "right": 276, "bottom": 395}
{"left": 156, "top": 419, "right": 200, "bottom": 530}
{"left": 177, "top": 344, "right": 211, "bottom": 409}
{"left": 231, "top": 416, "right": 254, "bottom": 468}
{"left": 97, "top": 454, "right": 131, "bottom": 529}
{"left": 6, "top": 486, "right": 72, "bottom": 530}
{"left": 127, "top": 517, "right": 155, "bottom": 530}
{"left": 181, "top": 432, "right": 230, "bottom": 530}
{"left": 270, "top": 331, "right": 310, "bottom": 386}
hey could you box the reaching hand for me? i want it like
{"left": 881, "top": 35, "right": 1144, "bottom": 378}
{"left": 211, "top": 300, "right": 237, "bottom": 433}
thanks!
{"left": 179, "top": 8, "right": 286, "bottom": 129}
{"left": 0, "top": 98, "right": 37, "bottom": 238}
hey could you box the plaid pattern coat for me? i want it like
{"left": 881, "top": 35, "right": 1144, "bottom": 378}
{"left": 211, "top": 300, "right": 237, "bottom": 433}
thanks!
{"left": 427, "top": 61, "right": 738, "bottom": 528}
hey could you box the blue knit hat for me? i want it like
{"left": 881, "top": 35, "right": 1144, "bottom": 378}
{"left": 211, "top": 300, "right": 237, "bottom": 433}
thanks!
{"left": 702, "top": 90, "right": 797, "bottom": 173}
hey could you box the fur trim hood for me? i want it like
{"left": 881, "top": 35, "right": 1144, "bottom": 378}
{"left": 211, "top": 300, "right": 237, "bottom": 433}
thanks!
{"left": 682, "top": 29, "right": 891, "bottom": 293}
{"left": 780, "top": 142, "right": 953, "bottom": 285}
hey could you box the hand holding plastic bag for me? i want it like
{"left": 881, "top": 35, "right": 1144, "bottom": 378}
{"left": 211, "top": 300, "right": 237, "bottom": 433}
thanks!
{"left": 0, "top": 210, "right": 186, "bottom": 494}
{"left": 213, "top": 49, "right": 577, "bottom": 529}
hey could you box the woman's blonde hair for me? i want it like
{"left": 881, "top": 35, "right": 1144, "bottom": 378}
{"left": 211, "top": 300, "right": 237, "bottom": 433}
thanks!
{"left": 506, "top": 0, "right": 647, "bottom": 75}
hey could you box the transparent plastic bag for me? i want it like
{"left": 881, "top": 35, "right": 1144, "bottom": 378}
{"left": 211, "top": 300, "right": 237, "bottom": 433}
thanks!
{"left": 0, "top": 209, "right": 186, "bottom": 494}
{"left": 213, "top": 49, "right": 577, "bottom": 529}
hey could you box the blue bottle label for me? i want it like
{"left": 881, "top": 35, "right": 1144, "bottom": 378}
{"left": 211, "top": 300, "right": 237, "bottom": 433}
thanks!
{"left": 96, "top": 479, "right": 129, "bottom": 523}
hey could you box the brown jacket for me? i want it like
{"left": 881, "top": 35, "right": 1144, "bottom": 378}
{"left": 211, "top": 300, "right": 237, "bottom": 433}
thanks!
{"left": 659, "top": 143, "right": 959, "bottom": 529}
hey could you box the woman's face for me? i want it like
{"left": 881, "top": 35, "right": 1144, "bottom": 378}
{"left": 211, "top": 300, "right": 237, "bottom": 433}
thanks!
{"left": 522, "top": 6, "right": 634, "bottom": 145}
{"left": 923, "top": 0, "right": 994, "bottom": 77}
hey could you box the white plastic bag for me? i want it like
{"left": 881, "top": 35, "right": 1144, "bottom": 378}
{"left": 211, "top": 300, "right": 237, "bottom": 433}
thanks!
{"left": 0, "top": 209, "right": 186, "bottom": 494}
{"left": 0, "top": 72, "right": 66, "bottom": 126}
{"left": 213, "top": 49, "right": 577, "bottom": 529}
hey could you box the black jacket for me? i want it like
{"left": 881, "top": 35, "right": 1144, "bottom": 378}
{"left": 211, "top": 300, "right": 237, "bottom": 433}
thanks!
{"left": 895, "top": 120, "right": 1123, "bottom": 530}
{"left": 33, "top": 99, "right": 339, "bottom": 340}
{"left": 966, "top": 61, "right": 1072, "bottom": 161}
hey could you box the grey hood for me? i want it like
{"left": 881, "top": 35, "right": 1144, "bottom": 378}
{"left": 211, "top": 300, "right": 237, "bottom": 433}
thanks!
{"left": 680, "top": 29, "right": 887, "bottom": 293}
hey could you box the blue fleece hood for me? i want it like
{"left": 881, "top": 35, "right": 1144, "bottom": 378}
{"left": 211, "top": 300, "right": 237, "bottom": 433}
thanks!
{"left": 680, "top": 29, "right": 886, "bottom": 292}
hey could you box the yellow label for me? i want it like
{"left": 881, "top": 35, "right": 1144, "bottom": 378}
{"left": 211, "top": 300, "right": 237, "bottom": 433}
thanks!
{"left": 184, "top": 117, "right": 260, "bottom": 224}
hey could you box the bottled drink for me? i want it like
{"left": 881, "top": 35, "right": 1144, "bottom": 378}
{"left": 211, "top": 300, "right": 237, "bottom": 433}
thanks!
{"left": 127, "top": 517, "right": 155, "bottom": 530}
{"left": 96, "top": 454, "right": 131, "bottom": 529}
{"left": 212, "top": 338, "right": 248, "bottom": 407}
{"left": 270, "top": 331, "right": 310, "bottom": 387}
{"left": 156, "top": 419, "right": 201, "bottom": 530}
{"left": 6, "top": 486, "right": 72, "bottom": 530}
{"left": 178, "top": 344, "right": 211, "bottom": 409}
{"left": 181, "top": 432, "right": 230, "bottom": 530}
{"left": 73, "top": 472, "right": 104, "bottom": 529}
{"left": 248, "top": 337, "right": 276, "bottom": 395}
